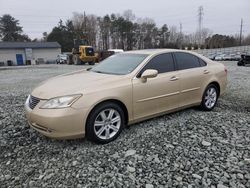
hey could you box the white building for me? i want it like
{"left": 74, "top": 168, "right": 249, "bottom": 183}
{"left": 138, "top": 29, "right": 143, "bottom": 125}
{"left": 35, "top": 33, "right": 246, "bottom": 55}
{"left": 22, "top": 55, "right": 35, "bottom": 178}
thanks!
{"left": 0, "top": 42, "right": 61, "bottom": 65}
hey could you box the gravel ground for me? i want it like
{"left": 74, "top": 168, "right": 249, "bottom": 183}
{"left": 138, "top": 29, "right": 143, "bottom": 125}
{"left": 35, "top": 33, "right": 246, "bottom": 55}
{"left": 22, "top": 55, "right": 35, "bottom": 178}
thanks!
{"left": 0, "top": 62, "right": 249, "bottom": 188}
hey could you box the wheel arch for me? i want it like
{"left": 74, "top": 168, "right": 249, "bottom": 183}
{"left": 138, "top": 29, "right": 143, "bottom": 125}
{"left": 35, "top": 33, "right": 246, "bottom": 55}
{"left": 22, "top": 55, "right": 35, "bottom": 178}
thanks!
{"left": 207, "top": 81, "right": 221, "bottom": 96}
{"left": 85, "top": 99, "right": 129, "bottom": 133}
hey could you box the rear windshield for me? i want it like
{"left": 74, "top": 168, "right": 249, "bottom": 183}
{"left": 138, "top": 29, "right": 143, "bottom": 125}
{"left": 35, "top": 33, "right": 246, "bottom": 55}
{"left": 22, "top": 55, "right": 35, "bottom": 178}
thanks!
{"left": 91, "top": 53, "right": 148, "bottom": 75}
{"left": 86, "top": 47, "right": 95, "bottom": 56}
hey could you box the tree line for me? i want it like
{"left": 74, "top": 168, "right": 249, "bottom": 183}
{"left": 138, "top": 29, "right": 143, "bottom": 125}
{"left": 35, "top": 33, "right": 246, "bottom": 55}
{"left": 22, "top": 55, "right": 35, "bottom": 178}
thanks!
{"left": 1, "top": 11, "right": 250, "bottom": 52}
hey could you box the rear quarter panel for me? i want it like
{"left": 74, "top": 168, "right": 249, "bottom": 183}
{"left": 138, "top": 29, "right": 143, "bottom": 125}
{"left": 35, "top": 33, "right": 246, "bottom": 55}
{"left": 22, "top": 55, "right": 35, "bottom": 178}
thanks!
{"left": 202, "top": 61, "right": 227, "bottom": 96}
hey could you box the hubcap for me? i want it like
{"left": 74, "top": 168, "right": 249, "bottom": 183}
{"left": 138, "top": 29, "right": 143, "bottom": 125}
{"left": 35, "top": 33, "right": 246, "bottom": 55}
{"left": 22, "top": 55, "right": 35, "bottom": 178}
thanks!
{"left": 205, "top": 87, "right": 217, "bottom": 109}
{"left": 94, "top": 109, "right": 121, "bottom": 140}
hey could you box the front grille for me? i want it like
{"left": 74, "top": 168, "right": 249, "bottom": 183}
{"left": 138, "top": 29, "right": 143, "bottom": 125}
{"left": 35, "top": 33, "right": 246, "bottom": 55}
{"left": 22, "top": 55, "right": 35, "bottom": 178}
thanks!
{"left": 29, "top": 95, "right": 40, "bottom": 109}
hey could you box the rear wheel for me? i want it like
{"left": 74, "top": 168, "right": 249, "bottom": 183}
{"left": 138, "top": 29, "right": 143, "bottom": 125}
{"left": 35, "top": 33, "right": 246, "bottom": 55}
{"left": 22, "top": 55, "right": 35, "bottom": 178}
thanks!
{"left": 73, "top": 55, "right": 80, "bottom": 65}
{"left": 200, "top": 84, "right": 218, "bottom": 111}
{"left": 86, "top": 102, "right": 125, "bottom": 144}
{"left": 237, "top": 61, "right": 244, "bottom": 66}
{"left": 89, "top": 61, "right": 95, "bottom": 65}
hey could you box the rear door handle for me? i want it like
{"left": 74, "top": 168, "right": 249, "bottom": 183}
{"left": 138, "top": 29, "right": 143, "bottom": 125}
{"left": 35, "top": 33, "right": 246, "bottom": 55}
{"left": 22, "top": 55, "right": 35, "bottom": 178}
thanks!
{"left": 170, "top": 76, "right": 179, "bottom": 81}
{"left": 204, "top": 70, "right": 210, "bottom": 74}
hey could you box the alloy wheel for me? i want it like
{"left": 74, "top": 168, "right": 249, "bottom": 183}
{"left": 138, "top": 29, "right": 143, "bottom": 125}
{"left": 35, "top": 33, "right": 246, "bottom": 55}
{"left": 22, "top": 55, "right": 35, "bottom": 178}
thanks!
{"left": 204, "top": 87, "right": 217, "bottom": 109}
{"left": 94, "top": 108, "right": 121, "bottom": 140}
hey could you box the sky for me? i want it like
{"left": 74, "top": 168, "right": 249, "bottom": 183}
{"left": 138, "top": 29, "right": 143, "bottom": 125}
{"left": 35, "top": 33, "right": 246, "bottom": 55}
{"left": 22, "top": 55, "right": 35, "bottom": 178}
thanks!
{"left": 0, "top": 0, "right": 250, "bottom": 39}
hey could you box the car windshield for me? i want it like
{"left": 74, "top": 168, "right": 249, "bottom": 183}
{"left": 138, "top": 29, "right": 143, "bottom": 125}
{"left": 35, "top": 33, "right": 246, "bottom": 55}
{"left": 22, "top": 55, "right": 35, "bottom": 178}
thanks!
{"left": 91, "top": 53, "right": 148, "bottom": 75}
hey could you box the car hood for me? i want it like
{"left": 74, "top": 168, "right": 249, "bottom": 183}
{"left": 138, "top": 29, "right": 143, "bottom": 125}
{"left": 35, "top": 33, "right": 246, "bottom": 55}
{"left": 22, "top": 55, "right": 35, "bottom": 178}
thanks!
{"left": 31, "top": 70, "right": 125, "bottom": 99}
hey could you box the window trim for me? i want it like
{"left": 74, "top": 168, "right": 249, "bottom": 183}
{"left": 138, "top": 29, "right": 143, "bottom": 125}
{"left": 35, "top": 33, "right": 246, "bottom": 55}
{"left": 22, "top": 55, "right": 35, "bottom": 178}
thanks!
{"left": 197, "top": 57, "right": 207, "bottom": 67}
{"left": 136, "top": 52, "right": 177, "bottom": 78}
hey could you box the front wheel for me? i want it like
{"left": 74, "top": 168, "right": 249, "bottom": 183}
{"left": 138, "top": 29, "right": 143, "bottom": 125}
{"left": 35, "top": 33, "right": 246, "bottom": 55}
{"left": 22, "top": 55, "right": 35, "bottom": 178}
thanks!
{"left": 200, "top": 84, "right": 219, "bottom": 111}
{"left": 86, "top": 102, "right": 125, "bottom": 144}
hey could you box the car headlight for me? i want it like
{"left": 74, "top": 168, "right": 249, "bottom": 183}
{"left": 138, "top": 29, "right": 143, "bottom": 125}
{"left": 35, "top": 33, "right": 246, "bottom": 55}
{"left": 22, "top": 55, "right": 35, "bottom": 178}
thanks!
{"left": 40, "top": 94, "right": 82, "bottom": 109}
{"left": 25, "top": 95, "right": 30, "bottom": 105}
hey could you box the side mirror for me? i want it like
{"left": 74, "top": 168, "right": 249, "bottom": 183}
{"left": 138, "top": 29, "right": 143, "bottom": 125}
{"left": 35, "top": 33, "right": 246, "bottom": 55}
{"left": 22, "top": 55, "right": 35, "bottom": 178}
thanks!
{"left": 141, "top": 69, "right": 158, "bottom": 82}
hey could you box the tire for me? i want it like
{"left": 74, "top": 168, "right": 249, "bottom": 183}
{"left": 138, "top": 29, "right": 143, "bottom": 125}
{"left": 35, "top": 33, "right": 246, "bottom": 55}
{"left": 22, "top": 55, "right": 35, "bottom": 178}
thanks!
{"left": 73, "top": 55, "right": 80, "bottom": 65}
{"left": 86, "top": 102, "right": 125, "bottom": 144}
{"left": 89, "top": 61, "right": 95, "bottom": 65}
{"left": 81, "top": 61, "right": 86, "bottom": 65}
{"left": 237, "top": 61, "right": 243, "bottom": 66}
{"left": 200, "top": 84, "right": 219, "bottom": 111}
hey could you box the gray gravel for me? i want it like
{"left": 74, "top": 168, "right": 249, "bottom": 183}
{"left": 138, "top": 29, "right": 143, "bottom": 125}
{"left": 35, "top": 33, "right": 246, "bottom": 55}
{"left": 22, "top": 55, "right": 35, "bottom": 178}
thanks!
{"left": 0, "top": 62, "right": 249, "bottom": 188}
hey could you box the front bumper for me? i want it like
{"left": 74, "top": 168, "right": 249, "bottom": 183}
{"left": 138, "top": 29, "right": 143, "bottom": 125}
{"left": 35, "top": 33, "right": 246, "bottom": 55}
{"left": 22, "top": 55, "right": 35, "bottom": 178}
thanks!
{"left": 25, "top": 97, "right": 88, "bottom": 139}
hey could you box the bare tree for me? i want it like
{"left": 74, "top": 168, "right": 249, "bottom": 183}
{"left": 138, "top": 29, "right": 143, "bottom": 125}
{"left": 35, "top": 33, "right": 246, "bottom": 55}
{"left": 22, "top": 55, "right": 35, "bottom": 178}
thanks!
{"left": 168, "top": 26, "right": 178, "bottom": 44}
{"left": 123, "top": 10, "right": 135, "bottom": 21}
{"left": 201, "top": 28, "right": 213, "bottom": 43}
{"left": 97, "top": 15, "right": 111, "bottom": 50}
{"left": 243, "top": 34, "right": 250, "bottom": 45}
{"left": 71, "top": 12, "right": 98, "bottom": 47}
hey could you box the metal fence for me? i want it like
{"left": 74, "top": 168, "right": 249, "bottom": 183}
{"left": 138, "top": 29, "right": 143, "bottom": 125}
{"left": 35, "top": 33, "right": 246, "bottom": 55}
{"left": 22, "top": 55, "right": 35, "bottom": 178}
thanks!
{"left": 193, "top": 45, "right": 250, "bottom": 56}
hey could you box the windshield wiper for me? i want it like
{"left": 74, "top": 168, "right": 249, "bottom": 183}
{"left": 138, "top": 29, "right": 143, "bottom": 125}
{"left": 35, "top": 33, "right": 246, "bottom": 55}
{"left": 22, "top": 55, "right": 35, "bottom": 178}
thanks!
{"left": 86, "top": 67, "right": 92, "bottom": 71}
{"left": 92, "top": 70, "right": 122, "bottom": 75}
{"left": 93, "top": 70, "right": 105, "bottom": 73}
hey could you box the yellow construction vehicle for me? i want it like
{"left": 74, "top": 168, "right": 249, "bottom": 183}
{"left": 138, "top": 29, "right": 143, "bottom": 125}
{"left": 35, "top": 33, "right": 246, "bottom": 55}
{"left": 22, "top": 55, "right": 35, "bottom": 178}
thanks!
{"left": 70, "top": 39, "right": 98, "bottom": 65}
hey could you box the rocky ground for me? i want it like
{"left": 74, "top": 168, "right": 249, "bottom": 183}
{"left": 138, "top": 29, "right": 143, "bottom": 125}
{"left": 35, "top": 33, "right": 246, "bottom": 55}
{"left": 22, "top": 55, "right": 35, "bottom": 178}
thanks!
{"left": 0, "top": 62, "right": 249, "bottom": 188}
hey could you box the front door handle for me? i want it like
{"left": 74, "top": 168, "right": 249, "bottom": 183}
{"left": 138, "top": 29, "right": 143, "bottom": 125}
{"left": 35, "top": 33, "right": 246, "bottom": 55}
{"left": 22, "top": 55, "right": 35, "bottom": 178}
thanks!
{"left": 170, "top": 76, "right": 179, "bottom": 81}
{"left": 204, "top": 70, "right": 210, "bottom": 74}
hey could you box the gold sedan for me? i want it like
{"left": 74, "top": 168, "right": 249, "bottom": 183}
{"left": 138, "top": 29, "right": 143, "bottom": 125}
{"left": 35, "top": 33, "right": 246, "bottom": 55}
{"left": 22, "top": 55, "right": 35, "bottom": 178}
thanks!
{"left": 25, "top": 49, "right": 227, "bottom": 144}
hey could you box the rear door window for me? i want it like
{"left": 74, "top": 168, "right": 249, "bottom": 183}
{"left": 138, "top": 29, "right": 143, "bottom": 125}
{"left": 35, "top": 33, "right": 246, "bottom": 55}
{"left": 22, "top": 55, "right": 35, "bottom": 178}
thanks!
{"left": 174, "top": 52, "right": 201, "bottom": 70}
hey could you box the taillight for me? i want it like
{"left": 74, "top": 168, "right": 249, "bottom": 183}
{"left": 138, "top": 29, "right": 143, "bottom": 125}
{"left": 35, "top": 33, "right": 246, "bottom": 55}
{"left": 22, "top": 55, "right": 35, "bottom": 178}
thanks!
{"left": 224, "top": 66, "right": 227, "bottom": 74}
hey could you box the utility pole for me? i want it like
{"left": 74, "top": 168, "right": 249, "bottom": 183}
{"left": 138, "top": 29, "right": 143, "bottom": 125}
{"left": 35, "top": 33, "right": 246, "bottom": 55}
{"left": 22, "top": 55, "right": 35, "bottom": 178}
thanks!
{"left": 198, "top": 6, "right": 204, "bottom": 48}
{"left": 179, "top": 22, "right": 183, "bottom": 49}
{"left": 239, "top": 18, "right": 243, "bottom": 46}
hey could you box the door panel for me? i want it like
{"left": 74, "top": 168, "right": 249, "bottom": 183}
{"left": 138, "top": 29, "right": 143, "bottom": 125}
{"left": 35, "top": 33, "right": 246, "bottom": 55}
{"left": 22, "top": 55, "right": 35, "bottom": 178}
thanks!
{"left": 178, "top": 68, "right": 208, "bottom": 107}
{"left": 132, "top": 72, "right": 180, "bottom": 120}
{"left": 173, "top": 52, "right": 209, "bottom": 107}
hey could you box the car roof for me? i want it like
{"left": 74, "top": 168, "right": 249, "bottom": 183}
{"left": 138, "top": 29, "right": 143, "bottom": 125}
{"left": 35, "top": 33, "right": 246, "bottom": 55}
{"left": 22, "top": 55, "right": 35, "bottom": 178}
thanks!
{"left": 124, "top": 49, "right": 195, "bottom": 55}
{"left": 123, "top": 49, "right": 212, "bottom": 63}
